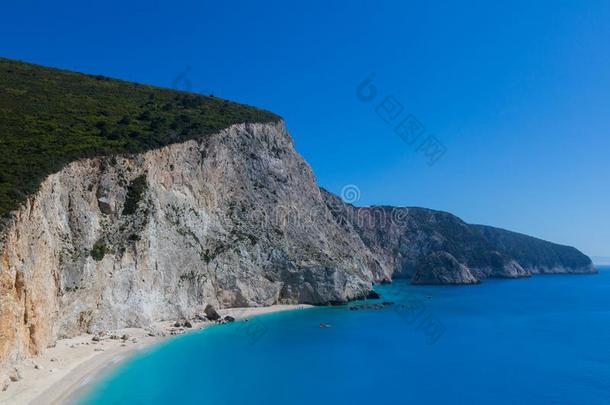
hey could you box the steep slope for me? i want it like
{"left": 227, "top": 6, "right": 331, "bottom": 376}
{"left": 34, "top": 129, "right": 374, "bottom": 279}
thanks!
{"left": 0, "top": 121, "right": 380, "bottom": 373}
{"left": 322, "top": 191, "right": 526, "bottom": 283}
{"left": 322, "top": 190, "right": 595, "bottom": 284}
{"left": 473, "top": 225, "right": 595, "bottom": 274}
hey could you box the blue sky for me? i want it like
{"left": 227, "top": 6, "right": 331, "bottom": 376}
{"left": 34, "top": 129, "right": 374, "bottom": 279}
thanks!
{"left": 2, "top": 0, "right": 609, "bottom": 256}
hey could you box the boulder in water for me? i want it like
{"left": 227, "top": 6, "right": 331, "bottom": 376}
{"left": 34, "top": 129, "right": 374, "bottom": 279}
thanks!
{"left": 366, "top": 290, "right": 381, "bottom": 299}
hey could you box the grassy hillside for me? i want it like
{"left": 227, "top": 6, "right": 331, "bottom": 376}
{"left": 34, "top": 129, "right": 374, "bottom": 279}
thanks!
{"left": 0, "top": 57, "right": 280, "bottom": 219}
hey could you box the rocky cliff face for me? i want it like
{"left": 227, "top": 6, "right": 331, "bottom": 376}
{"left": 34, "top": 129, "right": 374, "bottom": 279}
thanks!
{"left": 0, "top": 120, "right": 595, "bottom": 376}
{"left": 0, "top": 121, "right": 380, "bottom": 372}
{"left": 321, "top": 191, "right": 595, "bottom": 284}
{"left": 322, "top": 193, "right": 526, "bottom": 283}
{"left": 473, "top": 225, "right": 595, "bottom": 274}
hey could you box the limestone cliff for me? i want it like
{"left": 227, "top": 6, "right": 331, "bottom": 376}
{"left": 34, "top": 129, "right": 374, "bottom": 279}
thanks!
{"left": 472, "top": 225, "right": 595, "bottom": 274}
{"left": 321, "top": 191, "right": 595, "bottom": 284}
{"left": 0, "top": 121, "right": 380, "bottom": 373}
{"left": 0, "top": 120, "right": 596, "bottom": 377}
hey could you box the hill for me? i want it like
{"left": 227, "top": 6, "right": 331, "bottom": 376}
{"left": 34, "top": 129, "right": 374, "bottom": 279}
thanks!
{"left": 0, "top": 58, "right": 279, "bottom": 219}
{"left": 473, "top": 224, "right": 594, "bottom": 273}
{"left": 321, "top": 189, "right": 595, "bottom": 284}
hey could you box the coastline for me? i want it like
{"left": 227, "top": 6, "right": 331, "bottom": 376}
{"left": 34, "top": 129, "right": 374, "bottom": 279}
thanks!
{"left": 0, "top": 304, "right": 311, "bottom": 405}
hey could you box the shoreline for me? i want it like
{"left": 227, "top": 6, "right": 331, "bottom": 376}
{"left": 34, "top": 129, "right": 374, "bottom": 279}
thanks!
{"left": 0, "top": 304, "right": 311, "bottom": 405}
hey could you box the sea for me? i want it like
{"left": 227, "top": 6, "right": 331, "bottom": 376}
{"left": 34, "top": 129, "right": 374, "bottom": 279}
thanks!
{"left": 78, "top": 267, "right": 610, "bottom": 405}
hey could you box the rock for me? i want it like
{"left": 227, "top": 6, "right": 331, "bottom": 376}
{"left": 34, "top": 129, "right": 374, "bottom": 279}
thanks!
{"left": 223, "top": 316, "right": 235, "bottom": 323}
{"left": 97, "top": 196, "right": 113, "bottom": 215}
{"left": 173, "top": 319, "right": 192, "bottom": 328}
{"left": 92, "top": 336, "right": 100, "bottom": 342}
{"left": 381, "top": 301, "right": 394, "bottom": 306}
{"left": 110, "top": 334, "right": 120, "bottom": 340}
{"left": 145, "top": 326, "right": 166, "bottom": 337}
{"left": 348, "top": 303, "right": 386, "bottom": 311}
{"left": 411, "top": 252, "right": 479, "bottom": 285}
{"left": 8, "top": 368, "right": 21, "bottom": 382}
{"left": 2, "top": 379, "right": 8, "bottom": 391}
{"left": 366, "top": 290, "right": 381, "bottom": 299}
{"left": 473, "top": 225, "right": 596, "bottom": 275}
{"left": 121, "top": 334, "right": 130, "bottom": 340}
{"left": 204, "top": 305, "right": 221, "bottom": 321}
{"left": 34, "top": 363, "right": 43, "bottom": 370}
{"left": 321, "top": 189, "right": 594, "bottom": 284}
{"left": 194, "top": 314, "right": 208, "bottom": 322}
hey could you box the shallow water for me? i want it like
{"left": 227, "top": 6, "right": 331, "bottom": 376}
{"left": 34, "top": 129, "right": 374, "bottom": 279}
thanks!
{"left": 79, "top": 267, "right": 610, "bottom": 405}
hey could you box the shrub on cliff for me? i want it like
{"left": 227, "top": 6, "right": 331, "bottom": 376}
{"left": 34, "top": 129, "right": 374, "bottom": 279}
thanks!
{"left": 122, "top": 175, "right": 148, "bottom": 215}
{"left": 90, "top": 239, "right": 107, "bottom": 261}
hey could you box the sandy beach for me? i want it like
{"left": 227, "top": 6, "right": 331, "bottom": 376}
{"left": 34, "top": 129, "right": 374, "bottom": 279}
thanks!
{"left": 0, "top": 304, "right": 311, "bottom": 405}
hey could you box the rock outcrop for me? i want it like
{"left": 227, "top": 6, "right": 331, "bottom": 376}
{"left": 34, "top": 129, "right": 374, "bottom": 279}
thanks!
{"left": 321, "top": 191, "right": 595, "bottom": 285}
{"left": 411, "top": 252, "right": 479, "bottom": 285}
{"left": 472, "top": 225, "right": 596, "bottom": 274}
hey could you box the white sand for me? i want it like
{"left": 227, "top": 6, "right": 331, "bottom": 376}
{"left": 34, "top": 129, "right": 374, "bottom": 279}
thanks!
{"left": 0, "top": 304, "right": 311, "bottom": 405}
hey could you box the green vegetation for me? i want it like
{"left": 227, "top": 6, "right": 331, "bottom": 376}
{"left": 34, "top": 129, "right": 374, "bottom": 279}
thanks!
{"left": 179, "top": 270, "right": 207, "bottom": 284}
{"left": 0, "top": 57, "right": 280, "bottom": 220}
{"left": 122, "top": 174, "right": 147, "bottom": 215}
{"left": 90, "top": 239, "right": 107, "bottom": 261}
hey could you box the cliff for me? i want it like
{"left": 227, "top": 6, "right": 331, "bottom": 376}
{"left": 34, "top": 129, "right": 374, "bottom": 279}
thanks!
{"left": 0, "top": 121, "right": 381, "bottom": 373}
{"left": 0, "top": 59, "right": 595, "bottom": 377}
{"left": 321, "top": 192, "right": 595, "bottom": 284}
{"left": 472, "top": 225, "right": 595, "bottom": 274}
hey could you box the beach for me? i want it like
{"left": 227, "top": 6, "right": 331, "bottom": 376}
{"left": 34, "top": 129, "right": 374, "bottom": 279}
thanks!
{"left": 0, "top": 305, "right": 310, "bottom": 405}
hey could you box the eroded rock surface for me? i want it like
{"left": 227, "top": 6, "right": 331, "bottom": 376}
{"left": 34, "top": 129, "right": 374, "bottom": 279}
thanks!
{"left": 0, "top": 121, "right": 379, "bottom": 373}
{"left": 321, "top": 190, "right": 594, "bottom": 284}
{"left": 0, "top": 120, "right": 595, "bottom": 377}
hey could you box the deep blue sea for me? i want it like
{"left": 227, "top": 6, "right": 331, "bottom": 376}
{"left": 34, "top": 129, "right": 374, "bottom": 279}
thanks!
{"left": 79, "top": 267, "right": 610, "bottom": 405}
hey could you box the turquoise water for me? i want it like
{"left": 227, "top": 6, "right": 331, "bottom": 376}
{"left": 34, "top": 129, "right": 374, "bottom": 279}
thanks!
{"left": 79, "top": 268, "right": 610, "bottom": 405}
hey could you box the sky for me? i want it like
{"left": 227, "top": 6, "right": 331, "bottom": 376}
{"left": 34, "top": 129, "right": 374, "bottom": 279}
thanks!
{"left": 2, "top": 0, "right": 609, "bottom": 257}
